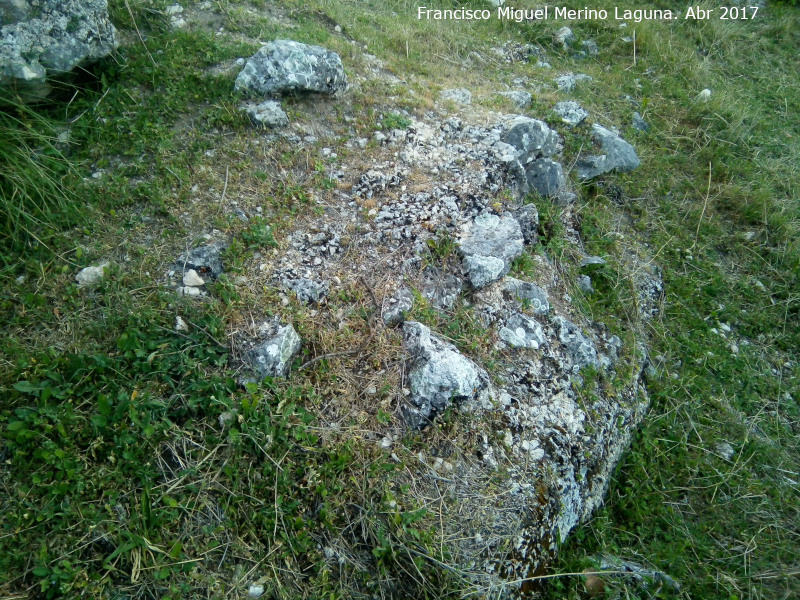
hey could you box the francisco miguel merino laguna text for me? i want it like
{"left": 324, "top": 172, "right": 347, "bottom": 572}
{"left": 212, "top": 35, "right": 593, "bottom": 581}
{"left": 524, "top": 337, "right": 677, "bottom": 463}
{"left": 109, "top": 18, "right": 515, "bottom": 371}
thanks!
{"left": 417, "top": 6, "right": 684, "bottom": 23}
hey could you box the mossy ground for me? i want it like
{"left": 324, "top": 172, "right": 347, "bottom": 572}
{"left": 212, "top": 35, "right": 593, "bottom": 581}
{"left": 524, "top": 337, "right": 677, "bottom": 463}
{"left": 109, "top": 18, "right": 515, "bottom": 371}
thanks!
{"left": 1, "top": 1, "right": 798, "bottom": 598}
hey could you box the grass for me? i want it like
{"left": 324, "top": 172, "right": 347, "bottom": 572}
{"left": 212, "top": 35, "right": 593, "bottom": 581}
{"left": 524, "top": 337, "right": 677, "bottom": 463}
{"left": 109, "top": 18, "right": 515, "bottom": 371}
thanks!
{"left": 1, "top": 0, "right": 798, "bottom": 598}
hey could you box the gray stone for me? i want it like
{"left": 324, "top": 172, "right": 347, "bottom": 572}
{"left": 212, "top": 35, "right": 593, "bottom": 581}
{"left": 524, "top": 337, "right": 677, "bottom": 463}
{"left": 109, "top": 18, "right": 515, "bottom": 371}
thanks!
{"left": 383, "top": 287, "right": 414, "bottom": 326}
{"left": 577, "top": 124, "right": 640, "bottom": 179}
{"left": 579, "top": 255, "right": 607, "bottom": 270}
{"left": 498, "top": 90, "right": 532, "bottom": 109}
{"left": 75, "top": 261, "right": 110, "bottom": 287}
{"left": 235, "top": 40, "right": 347, "bottom": 96}
{"left": 555, "top": 73, "right": 593, "bottom": 92}
{"left": 580, "top": 40, "right": 599, "bottom": 56}
{"left": 514, "top": 204, "right": 539, "bottom": 245}
{"left": 632, "top": 111, "right": 649, "bottom": 132}
{"left": 403, "top": 321, "right": 488, "bottom": 428}
{"left": 440, "top": 88, "right": 472, "bottom": 105}
{"left": 0, "top": 0, "right": 118, "bottom": 92}
{"left": 180, "top": 241, "right": 226, "bottom": 279}
{"left": 422, "top": 270, "right": 463, "bottom": 310}
{"left": 553, "top": 316, "right": 600, "bottom": 372}
{"left": 525, "top": 158, "right": 567, "bottom": 198}
{"left": 458, "top": 213, "right": 525, "bottom": 288}
{"left": 381, "top": 287, "right": 414, "bottom": 327}
{"left": 553, "top": 100, "right": 588, "bottom": 126}
{"left": 502, "top": 117, "right": 561, "bottom": 162}
{"left": 249, "top": 323, "right": 301, "bottom": 379}
{"left": 504, "top": 277, "right": 550, "bottom": 314}
{"left": 499, "top": 313, "right": 547, "bottom": 349}
{"left": 248, "top": 584, "right": 265, "bottom": 599}
{"left": 554, "top": 27, "right": 575, "bottom": 48}
{"left": 577, "top": 275, "right": 593, "bottom": 294}
{"left": 463, "top": 255, "right": 506, "bottom": 289}
{"left": 245, "top": 100, "right": 289, "bottom": 127}
{"left": 286, "top": 278, "right": 328, "bottom": 304}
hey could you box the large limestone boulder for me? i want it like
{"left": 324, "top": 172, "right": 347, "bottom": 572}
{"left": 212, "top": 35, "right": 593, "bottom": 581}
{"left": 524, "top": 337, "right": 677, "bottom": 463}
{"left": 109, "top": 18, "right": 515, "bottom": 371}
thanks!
{"left": 0, "top": 0, "right": 118, "bottom": 93}
{"left": 235, "top": 39, "right": 347, "bottom": 96}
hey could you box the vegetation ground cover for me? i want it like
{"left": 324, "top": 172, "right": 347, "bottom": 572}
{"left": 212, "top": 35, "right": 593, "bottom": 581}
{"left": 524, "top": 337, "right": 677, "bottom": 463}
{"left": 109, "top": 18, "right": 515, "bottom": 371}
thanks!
{"left": 1, "top": 1, "right": 798, "bottom": 598}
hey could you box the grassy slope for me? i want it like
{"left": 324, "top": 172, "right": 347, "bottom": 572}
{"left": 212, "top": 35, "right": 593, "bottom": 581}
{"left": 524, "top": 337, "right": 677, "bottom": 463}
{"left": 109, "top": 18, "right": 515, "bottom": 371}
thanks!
{"left": 1, "top": 0, "right": 798, "bottom": 598}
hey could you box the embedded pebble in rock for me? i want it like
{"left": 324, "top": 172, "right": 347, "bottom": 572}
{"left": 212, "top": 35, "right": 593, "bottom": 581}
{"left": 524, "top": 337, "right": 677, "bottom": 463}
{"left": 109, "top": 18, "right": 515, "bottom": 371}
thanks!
{"left": 248, "top": 323, "right": 301, "bottom": 379}
{"left": 440, "top": 88, "right": 472, "bottom": 105}
{"left": 75, "top": 261, "right": 110, "bottom": 287}
{"left": 577, "top": 124, "right": 640, "bottom": 179}
{"left": 555, "top": 72, "right": 593, "bottom": 92}
{"left": 458, "top": 213, "right": 524, "bottom": 288}
{"left": 499, "top": 313, "right": 547, "bottom": 349}
{"left": 553, "top": 100, "right": 588, "bottom": 126}
{"left": 514, "top": 204, "right": 539, "bottom": 245}
{"left": 244, "top": 100, "right": 289, "bottom": 127}
{"left": 383, "top": 287, "right": 414, "bottom": 326}
{"left": 553, "top": 316, "right": 601, "bottom": 372}
{"left": 498, "top": 90, "right": 532, "bottom": 109}
{"left": 403, "top": 321, "right": 489, "bottom": 428}
{"left": 504, "top": 277, "right": 550, "bottom": 314}
{"left": 182, "top": 269, "right": 205, "bottom": 287}
{"left": 235, "top": 40, "right": 347, "bottom": 96}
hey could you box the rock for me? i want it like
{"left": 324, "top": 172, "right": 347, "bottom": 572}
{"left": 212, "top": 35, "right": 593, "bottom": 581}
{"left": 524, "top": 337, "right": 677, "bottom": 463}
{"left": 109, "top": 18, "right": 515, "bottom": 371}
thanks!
{"left": 553, "top": 100, "right": 588, "bottom": 126}
{"left": 579, "top": 255, "right": 607, "bottom": 270}
{"left": 440, "top": 88, "right": 472, "bottom": 105}
{"left": 165, "top": 4, "right": 186, "bottom": 28}
{"left": 555, "top": 72, "right": 592, "bottom": 92}
{"left": 422, "top": 270, "right": 463, "bottom": 310}
{"left": 248, "top": 323, "right": 302, "bottom": 379}
{"left": 715, "top": 442, "right": 735, "bottom": 461}
{"left": 576, "top": 124, "right": 640, "bottom": 180}
{"left": 402, "top": 321, "right": 489, "bottom": 428}
{"left": 179, "top": 241, "right": 226, "bottom": 279}
{"left": 696, "top": 88, "right": 711, "bottom": 102}
{"left": 504, "top": 277, "right": 550, "bottom": 314}
{"left": 554, "top": 27, "right": 575, "bottom": 48}
{"left": 0, "top": 0, "right": 118, "bottom": 94}
{"left": 553, "top": 316, "right": 600, "bottom": 372}
{"left": 499, "top": 313, "right": 547, "bottom": 349}
{"left": 244, "top": 100, "right": 289, "bottom": 127}
{"left": 498, "top": 90, "right": 532, "bottom": 109}
{"left": 525, "top": 158, "right": 567, "bottom": 198}
{"left": 235, "top": 40, "right": 347, "bottom": 96}
{"left": 286, "top": 278, "right": 328, "bottom": 304}
{"left": 577, "top": 275, "right": 593, "bottom": 294}
{"left": 383, "top": 287, "right": 414, "bottom": 326}
{"left": 458, "top": 213, "right": 525, "bottom": 288}
{"left": 248, "top": 584, "right": 265, "bottom": 598}
{"left": 177, "top": 286, "right": 202, "bottom": 297}
{"left": 514, "top": 204, "right": 539, "bottom": 245}
{"left": 580, "top": 40, "right": 599, "bottom": 56}
{"left": 502, "top": 117, "right": 562, "bottom": 163}
{"left": 75, "top": 261, "right": 110, "bottom": 287}
{"left": 182, "top": 269, "right": 205, "bottom": 287}
{"left": 175, "top": 316, "right": 189, "bottom": 332}
{"left": 632, "top": 111, "right": 649, "bottom": 132}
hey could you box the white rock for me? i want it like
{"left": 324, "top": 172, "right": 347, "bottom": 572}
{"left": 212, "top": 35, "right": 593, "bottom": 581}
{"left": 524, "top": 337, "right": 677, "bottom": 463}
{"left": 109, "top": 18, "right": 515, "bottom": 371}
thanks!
{"left": 76, "top": 261, "right": 110, "bottom": 287}
{"left": 178, "top": 286, "right": 202, "bottom": 297}
{"left": 182, "top": 269, "right": 205, "bottom": 287}
{"left": 696, "top": 88, "right": 712, "bottom": 101}
{"left": 175, "top": 316, "right": 189, "bottom": 332}
{"left": 248, "top": 584, "right": 265, "bottom": 598}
